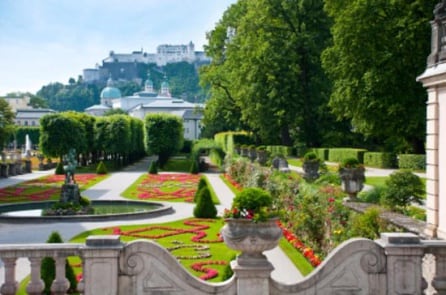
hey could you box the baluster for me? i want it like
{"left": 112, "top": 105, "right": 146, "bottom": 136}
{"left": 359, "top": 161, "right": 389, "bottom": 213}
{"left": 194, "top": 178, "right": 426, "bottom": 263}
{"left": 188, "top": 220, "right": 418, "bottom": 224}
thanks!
{"left": 0, "top": 257, "right": 18, "bottom": 295}
{"left": 26, "top": 257, "right": 44, "bottom": 295}
{"left": 431, "top": 245, "right": 446, "bottom": 295}
{"left": 50, "top": 257, "right": 69, "bottom": 295}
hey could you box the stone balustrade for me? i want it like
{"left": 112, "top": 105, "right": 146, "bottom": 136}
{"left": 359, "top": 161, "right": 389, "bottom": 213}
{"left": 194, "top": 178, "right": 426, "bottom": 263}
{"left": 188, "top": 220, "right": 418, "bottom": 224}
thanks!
{"left": 0, "top": 233, "right": 446, "bottom": 294}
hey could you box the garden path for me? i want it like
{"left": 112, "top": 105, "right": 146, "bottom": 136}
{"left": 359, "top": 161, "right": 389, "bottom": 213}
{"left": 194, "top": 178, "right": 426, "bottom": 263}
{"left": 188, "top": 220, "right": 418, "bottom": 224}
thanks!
{"left": 0, "top": 157, "right": 303, "bottom": 286}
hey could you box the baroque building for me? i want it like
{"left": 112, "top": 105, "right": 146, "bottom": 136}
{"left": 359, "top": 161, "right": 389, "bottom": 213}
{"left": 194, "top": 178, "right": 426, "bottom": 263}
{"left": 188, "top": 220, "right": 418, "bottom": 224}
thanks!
{"left": 85, "top": 75, "right": 203, "bottom": 140}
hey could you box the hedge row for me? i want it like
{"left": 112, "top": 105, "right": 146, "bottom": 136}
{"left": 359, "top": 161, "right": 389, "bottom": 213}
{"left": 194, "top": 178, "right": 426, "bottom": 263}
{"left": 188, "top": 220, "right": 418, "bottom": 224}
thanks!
{"left": 310, "top": 147, "right": 425, "bottom": 170}
{"left": 265, "top": 145, "right": 293, "bottom": 157}
{"left": 328, "top": 148, "right": 367, "bottom": 164}
{"left": 398, "top": 154, "right": 426, "bottom": 170}
{"left": 363, "top": 152, "right": 397, "bottom": 168}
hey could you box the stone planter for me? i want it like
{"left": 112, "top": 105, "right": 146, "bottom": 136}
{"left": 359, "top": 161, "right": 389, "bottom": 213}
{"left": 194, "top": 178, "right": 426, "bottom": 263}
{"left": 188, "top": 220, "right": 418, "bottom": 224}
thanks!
{"left": 241, "top": 147, "right": 249, "bottom": 157}
{"left": 0, "top": 163, "right": 8, "bottom": 178}
{"left": 24, "top": 160, "right": 32, "bottom": 173}
{"left": 221, "top": 218, "right": 282, "bottom": 266}
{"left": 234, "top": 146, "right": 241, "bottom": 155}
{"left": 339, "top": 167, "right": 365, "bottom": 201}
{"left": 256, "top": 150, "right": 268, "bottom": 166}
{"left": 303, "top": 161, "right": 320, "bottom": 182}
{"left": 248, "top": 149, "right": 257, "bottom": 162}
{"left": 7, "top": 163, "right": 16, "bottom": 176}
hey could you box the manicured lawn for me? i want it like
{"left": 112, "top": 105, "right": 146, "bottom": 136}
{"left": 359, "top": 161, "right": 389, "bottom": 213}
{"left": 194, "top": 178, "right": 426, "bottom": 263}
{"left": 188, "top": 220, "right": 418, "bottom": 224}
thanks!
{"left": 69, "top": 218, "right": 237, "bottom": 282}
{"left": 0, "top": 173, "right": 108, "bottom": 204}
{"left": 364, "top": 176, "right": 387, "bottom": 187}
{"left": 279, "top": 238, "right": 314, "bottom": 276}
{"left": 121, "top": 173, "right": 220, "bottom": 204}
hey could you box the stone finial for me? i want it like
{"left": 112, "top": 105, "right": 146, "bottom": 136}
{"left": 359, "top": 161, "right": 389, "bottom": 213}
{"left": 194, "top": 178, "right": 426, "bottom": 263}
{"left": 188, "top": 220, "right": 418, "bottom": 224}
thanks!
{"left": 428, "top": 1, "right": 446, "bottom": 66}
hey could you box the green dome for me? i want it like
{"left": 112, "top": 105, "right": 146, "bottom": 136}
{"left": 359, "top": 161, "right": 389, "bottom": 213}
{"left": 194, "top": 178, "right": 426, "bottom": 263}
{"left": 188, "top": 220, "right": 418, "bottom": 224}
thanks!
{"left": 100, "top": 77, "right": 122, "bottom": 99}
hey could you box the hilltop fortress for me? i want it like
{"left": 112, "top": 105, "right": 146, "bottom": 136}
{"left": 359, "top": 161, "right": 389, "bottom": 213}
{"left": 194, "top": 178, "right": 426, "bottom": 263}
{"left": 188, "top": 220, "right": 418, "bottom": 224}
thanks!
{"left": 83, "top": 41, "right": 210, "bottom": 83}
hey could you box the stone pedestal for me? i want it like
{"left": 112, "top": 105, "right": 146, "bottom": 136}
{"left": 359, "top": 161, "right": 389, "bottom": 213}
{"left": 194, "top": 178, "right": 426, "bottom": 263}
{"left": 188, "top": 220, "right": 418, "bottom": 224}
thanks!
{"left": 231, "top": 260, "right": 274, "bottom": 295}
{"left": 60, "top": 183, "right": 81, "bottom": 204}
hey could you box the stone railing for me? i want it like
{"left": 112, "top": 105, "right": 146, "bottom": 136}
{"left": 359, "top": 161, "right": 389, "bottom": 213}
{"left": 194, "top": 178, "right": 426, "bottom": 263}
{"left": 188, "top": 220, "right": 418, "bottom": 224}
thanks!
{"left": 1, "top": 233, "right": 445, "bottom": 295}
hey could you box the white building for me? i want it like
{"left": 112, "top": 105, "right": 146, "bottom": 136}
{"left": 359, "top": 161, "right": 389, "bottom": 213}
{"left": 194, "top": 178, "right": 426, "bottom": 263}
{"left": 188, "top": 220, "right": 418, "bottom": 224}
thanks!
{"left": 85, "top": 76, "right": 203, "bottom": 140}
{"left": 15, "top": 108, "right": 56, "bottom": 126}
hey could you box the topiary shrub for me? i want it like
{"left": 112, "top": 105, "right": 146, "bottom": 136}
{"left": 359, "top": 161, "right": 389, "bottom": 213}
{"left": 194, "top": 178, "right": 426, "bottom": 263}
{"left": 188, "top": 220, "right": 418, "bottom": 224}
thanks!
{"left": 194, "top": 177, "right": 208, "bottom": 202}
{"left": 359, "top": 186, "right": 387, "bottom": 204}
{"left": 193, "top": 187, "right": 217, "bottom": 218}
{"left": 148, "top": 161, "right": 158, "bottom": 174}
{"left": 380, "top": 170, "right": 425, "bottom": 210}
{"left": 190, "top": 160, "right": 199, "bottom": 174}
{"left": 55, "top": 162, "right": 65, "bottom": 175}
{"left": 41, "top": 231, "right": 77, "bottom": 294}
{"left": 96, "top": 161, "right": 108, "bottom": 174}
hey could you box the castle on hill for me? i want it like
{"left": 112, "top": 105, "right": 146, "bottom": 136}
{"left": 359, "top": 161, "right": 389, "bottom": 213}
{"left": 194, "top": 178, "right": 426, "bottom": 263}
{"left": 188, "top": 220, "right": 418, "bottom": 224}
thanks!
{"left": 83, "top": 42, "right": 210, "bottom": 83}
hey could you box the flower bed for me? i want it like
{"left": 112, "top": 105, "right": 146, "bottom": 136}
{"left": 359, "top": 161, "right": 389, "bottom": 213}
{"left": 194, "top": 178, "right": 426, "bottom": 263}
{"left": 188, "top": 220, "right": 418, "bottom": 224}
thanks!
{"left": 129, "top": 173, "right": 201, "bottom": 202}
{"left": 0, "top": 173, "right": 106, "bottom": 204}
{"left": 70, "top": 218, "right": 235, "bottom": 282}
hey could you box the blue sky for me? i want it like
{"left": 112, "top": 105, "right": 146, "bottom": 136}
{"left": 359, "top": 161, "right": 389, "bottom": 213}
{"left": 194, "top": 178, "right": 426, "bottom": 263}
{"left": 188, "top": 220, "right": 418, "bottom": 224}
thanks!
{"left": 0, "top": 0, "right": 237, "bottom": 95}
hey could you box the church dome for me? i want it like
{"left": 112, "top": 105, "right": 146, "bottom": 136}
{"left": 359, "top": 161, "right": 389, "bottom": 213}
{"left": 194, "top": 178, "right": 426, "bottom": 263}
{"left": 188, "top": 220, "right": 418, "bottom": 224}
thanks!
{"left": 100, "top": 77, "right": 122, "bottom": 99}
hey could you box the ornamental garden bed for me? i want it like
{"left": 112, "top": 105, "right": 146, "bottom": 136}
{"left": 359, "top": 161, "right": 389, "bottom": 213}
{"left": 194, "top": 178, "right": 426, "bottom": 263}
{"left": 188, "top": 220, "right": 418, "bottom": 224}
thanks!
{"left": 69, "top": 218, "right": 237, "bottom": 282}
{"left": 122, "top": 173, "right": 219, "bottom": 204}
{"left": 0, "top": 174, "right": 108, "bottom": 204}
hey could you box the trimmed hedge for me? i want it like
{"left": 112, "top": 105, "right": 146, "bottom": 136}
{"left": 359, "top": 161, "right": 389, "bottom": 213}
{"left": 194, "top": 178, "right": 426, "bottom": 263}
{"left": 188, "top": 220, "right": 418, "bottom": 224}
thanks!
{"left": 363, "top": 152, "right": 397, "bottom": 168}
{"left": 209, "top": 148, "right": 225, "bottom": 167}
{"left": 397, "top": 154, "right": 426, "bottom": 170}
{"left": 214, "top": 131, "right": 252, "bottom": 153}
{"left": 328, "top": 148, "right": 367, "bottom": 164}
{"left": 266, "top": 145, "right": 293, "bottom": 157}
{"left": 312, "top": 148, "right": 329, "bottom": 161}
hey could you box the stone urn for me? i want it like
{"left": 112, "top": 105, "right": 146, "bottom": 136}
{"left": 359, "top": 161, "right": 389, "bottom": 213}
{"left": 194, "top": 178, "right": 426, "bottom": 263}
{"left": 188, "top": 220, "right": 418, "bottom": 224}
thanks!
{"left": 303, "top": 160, "right": 320, "bottom": 182}
{"left": 221, "top": 218, "right": 282, "bottom": 266}
{"left": 339, "top": 166, "right": 365, "bottom": 201}
{"left": 256, "top": 149, "right": 268, "bottom": 166}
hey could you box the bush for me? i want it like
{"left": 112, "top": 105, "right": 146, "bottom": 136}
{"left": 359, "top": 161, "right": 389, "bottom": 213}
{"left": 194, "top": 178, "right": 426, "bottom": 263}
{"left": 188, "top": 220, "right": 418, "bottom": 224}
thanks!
{"left": 359, "top": 186, "right": 387, "bottom": 204}
{"left": 232, "top": 187, "right": 273, "bottom": 212}
{"left": 303, "top": 151, "right": 319, "bottom": 162}
{"left": 148, "top": 161, "right": 158, "bottom": 174}
{"left": 96, "top": 161, "right": 108, "bottom": 174}
{"left": 312, "top": 148, "right": 329, "bottom": 161}
{"left": 193, "top": 187, "right": 217, "bottom": 218}
{"left": 41, "top": 231, "right": 77, "bottom": 294}
{"left": 397, "top": 154, "right": 425, "bottom": 170}
{"left": 348, "top": 207, "right": 388, "bottom": 240}
{"left": 55, "top": 162, "right": 65, "bottom": 175}
{"left": 79, "top": 195, "right": 91, "bottom": 207}
{"left": 381, "top": 170, "right": 425, "bottom": 210}
{"left": 190, "top": 160, "right": 199, "bottom": 174}
{"left": 339, "top": 157, "right": 361, "bottom": 169}
{"left": 194, "top": 177, "right": 208, "bottom": 202}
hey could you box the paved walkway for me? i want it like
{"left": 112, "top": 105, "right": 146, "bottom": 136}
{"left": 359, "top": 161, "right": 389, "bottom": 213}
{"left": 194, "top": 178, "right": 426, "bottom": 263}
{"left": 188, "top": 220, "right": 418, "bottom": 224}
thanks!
{"left": 0, "top": 158, "right": 303, "bottom": 286}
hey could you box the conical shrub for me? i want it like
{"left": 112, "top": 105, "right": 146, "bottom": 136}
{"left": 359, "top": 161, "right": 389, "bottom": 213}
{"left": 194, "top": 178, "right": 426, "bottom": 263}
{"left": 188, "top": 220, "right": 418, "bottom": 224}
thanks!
{"left": 55, "top": 162, "right": 65, "bottom": 175}
{"left": 190, "top": 160, "right": 199, "bottom": 174}
{"left": 148, "top": 161, "right": 158, "bottom": 174}
{"left": 193, "top": 187, "right": 217, "bottom": 218}
{"left": 194, "top": 177, "right": 208, "bottom": 202}
{"left": 41, "top": 231, "right": 77, "bottom": 294}
{"left": 96, "top": 161, "right": 108, "bottom": 174}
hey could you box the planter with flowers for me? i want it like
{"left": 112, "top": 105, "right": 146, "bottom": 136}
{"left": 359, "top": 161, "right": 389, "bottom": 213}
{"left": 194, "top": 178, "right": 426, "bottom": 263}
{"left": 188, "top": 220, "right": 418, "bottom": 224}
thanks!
{"left": 221, "top": 187, "right": 282, "bottom": 266}
{"left": 339, "top": 158, "right": 365, "bottom": 201}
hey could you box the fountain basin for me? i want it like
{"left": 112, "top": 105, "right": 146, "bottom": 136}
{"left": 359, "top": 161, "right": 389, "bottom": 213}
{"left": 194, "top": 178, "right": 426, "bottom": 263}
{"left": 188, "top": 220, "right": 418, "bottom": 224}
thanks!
{"left": 0, "top": 200, "right": 173, "bottom": 223}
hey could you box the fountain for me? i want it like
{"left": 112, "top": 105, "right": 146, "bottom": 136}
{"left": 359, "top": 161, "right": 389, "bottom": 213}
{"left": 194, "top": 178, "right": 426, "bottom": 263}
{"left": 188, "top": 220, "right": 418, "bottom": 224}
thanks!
{"left": 23, "top": 134, "right": 32, "bottom": 173}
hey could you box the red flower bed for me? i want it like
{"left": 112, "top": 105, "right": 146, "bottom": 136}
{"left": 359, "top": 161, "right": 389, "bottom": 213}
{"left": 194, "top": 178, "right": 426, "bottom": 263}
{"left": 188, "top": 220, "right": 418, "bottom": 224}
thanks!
{"left": 102, "top": 218, "right": 225, "bottom": 280}
{"left": 136, "top": 173, "right": 200, "bottom": 202}
{"left": 223, "top": 174, "right": 242, "bottom": 191}
{"left": 278, "top": 221, "right": 321, "bottom": 267}
{"left": 0, "top": 173, "right": 104, "bottom": 203}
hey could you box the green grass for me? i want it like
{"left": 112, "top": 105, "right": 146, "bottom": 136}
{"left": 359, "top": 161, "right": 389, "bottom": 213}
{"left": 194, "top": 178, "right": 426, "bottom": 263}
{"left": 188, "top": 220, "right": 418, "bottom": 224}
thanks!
{"left": 279, "top": 238, "right": 314, "bottom": 276}
{"left": 287, "top": 157, "right": 302, "bottom": 167}
{"left": 365, "top": 176, "right": 387, "bottom": 187}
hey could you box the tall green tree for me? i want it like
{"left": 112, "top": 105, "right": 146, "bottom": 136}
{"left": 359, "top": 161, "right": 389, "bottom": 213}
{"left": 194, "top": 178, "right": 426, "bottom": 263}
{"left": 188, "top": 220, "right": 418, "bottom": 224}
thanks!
{"left": 0, "top": 98, "right": 15, "bottom": 149}
{"left": 202, "top": 0, "right": 334, "bottom": 146}
{"left": 144, "top": 113, "right": 183, "bottom": 167}
{"left": 39, "top": 113, "right": 86, "bottom": 161}
{"left": 322, "top": 0, "right": 435, "bottom": 153}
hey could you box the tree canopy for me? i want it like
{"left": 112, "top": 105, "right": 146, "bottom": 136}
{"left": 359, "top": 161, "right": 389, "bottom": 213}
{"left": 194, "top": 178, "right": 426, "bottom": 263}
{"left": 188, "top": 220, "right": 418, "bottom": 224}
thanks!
{"left": 322, "top": 0, "right": 436, "bottom": 153}
{"left": 201, "top": 0, "right": 339, "bottom": 147}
